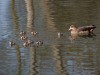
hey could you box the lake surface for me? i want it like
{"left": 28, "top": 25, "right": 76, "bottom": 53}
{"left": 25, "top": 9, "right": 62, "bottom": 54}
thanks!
{"left": 0, "top": 0, "right": 100, "bottom": 75}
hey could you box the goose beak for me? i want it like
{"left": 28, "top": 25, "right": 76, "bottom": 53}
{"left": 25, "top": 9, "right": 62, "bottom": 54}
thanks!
{"left": 68, "top": 28, "right": 71, "bottom": 31}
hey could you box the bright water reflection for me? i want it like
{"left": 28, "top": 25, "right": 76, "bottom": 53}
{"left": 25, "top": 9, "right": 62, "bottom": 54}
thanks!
{"left": 0, "top": 0, "right": 100, "bottom": 75}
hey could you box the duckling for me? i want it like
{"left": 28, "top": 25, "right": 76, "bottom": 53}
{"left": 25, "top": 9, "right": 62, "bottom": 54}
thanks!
{"left": 20, "top": 31, "right": 26, "bottom": 36}
{"left": 31, "top": 31, "right": 38, "bottom": 36}
{"left": 57, "top": 32, "right": 63, "bottom": 38}
{"left": 9, "top": 41, "right": 16, "bottom": 47}
{"left": 35, "top": 41, "right": 43, "bottom": 46}
{"left": 27, "top": 39, "right": 34, "bottom": 47}
{"left": 23, "top": 42, "right": 28, "bottom": 47}
{"left": 20, "top": 36, "right": 28, "bottom": 41}
{"left": 27, "top": 39, "right": 34, "bottom": 44}
{"left": 23, "top": 39, "right": 34, "bottom": 47}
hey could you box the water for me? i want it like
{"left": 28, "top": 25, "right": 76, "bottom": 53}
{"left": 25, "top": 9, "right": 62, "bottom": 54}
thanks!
{"left": 0, "top": 0, "right": 100, "bottom": 75}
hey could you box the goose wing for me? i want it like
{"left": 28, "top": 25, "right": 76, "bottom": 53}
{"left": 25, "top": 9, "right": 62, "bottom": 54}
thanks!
{"left": 78, "top": 25, "right": 96, "bottom": 31}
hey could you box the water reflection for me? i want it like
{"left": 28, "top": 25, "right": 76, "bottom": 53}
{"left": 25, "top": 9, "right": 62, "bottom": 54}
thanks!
{"left": 1, "top": 0, "right": 100, "bottom": 75}
{"left": 16, "top": 46, "right": 21, "bottom": 75}
{"left": 29, "top": 47, "right": 38, "bottom": 75}
{"left": 11, "top": 0, "right": 19, "bottom": 34}
{"left": 69, "top": 34, "right": 96, "bottom": 43}
{"left": 24, "top": 0, "right": 34, "bottom": 30}
{"left": 65, "top": 44, "right": 98, "bottom": 75}
{"left": 11, "top": 1, "right": 22, "bottom": 75}
{"left": 52, "top": 45, "right": 67, "bottom": 75}
{"left": 10, "top": 0, "right": 29, "bottom": 75}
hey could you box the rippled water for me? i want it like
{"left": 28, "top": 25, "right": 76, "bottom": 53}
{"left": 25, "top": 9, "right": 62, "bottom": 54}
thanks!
{"left": 0, "top": 0, "right": 100, "bottom": 75}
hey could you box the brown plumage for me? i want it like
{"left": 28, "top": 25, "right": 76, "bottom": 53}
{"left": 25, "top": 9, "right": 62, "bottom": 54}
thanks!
{"left": 20, "top": 31, "right": 26, "bottom": 36}
{"left": 35, "top": 41, "right": 43, "bottom": 46}
{"left": 31, "top": 31, "right": 38, "bottom": 36}
{"left": 20, "top": 36, "right": 28, "bottom": 41}
{"left": 23, "top": 39, "right": 34, "bottom": 47}
{"left": 69, "top": 25, "right": 96, "bottom": 35}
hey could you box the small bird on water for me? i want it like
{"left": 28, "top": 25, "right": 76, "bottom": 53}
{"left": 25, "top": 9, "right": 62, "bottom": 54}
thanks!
{"left": 35, "top": 41, "right": 43, "bottom": 46}
{"left": 57, "top": 32, "right": 63, "bottom": 38}
{"left": 23, "top": 39, "right": 34, "bottom": 47}
{"left": 20, "top": 36, "right": 28, "bottom": 41}
{"left": 9, "top": 41, "right": 16, "bottom": 47}
{"left": 31, "top": 31, "right": 38, "bottom": 36}
{"left": 20, "top": 31, "right": 26, "bottom": 36}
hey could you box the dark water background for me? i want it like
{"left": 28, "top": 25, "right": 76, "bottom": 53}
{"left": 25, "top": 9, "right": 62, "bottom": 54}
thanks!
{"left": 0, "top": 0, "right": 100, "bottom": 75}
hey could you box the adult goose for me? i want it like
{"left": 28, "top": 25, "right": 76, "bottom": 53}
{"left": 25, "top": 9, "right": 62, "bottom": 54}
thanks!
{"left": 69, "top": 25, "right": 96, "bottom": 36}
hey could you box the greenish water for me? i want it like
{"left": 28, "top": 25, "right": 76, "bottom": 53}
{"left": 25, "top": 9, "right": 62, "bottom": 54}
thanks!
{"left": 0, "top": 0, "right": 100, "bottom": 75}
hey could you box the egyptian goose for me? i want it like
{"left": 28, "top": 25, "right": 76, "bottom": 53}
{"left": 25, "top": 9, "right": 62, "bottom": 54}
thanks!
{"left": 69, "top": 25, "right": 96, "bottom": 35}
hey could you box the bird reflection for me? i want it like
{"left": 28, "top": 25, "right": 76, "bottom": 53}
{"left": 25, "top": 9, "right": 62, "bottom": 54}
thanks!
{"left": 69, "top": 33, "right": 96, "bottom": 42}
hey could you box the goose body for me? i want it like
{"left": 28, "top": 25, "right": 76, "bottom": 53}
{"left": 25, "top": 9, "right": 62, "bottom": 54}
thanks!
{"left": 69, "top": 25, "right": 96, "bottom": 35}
